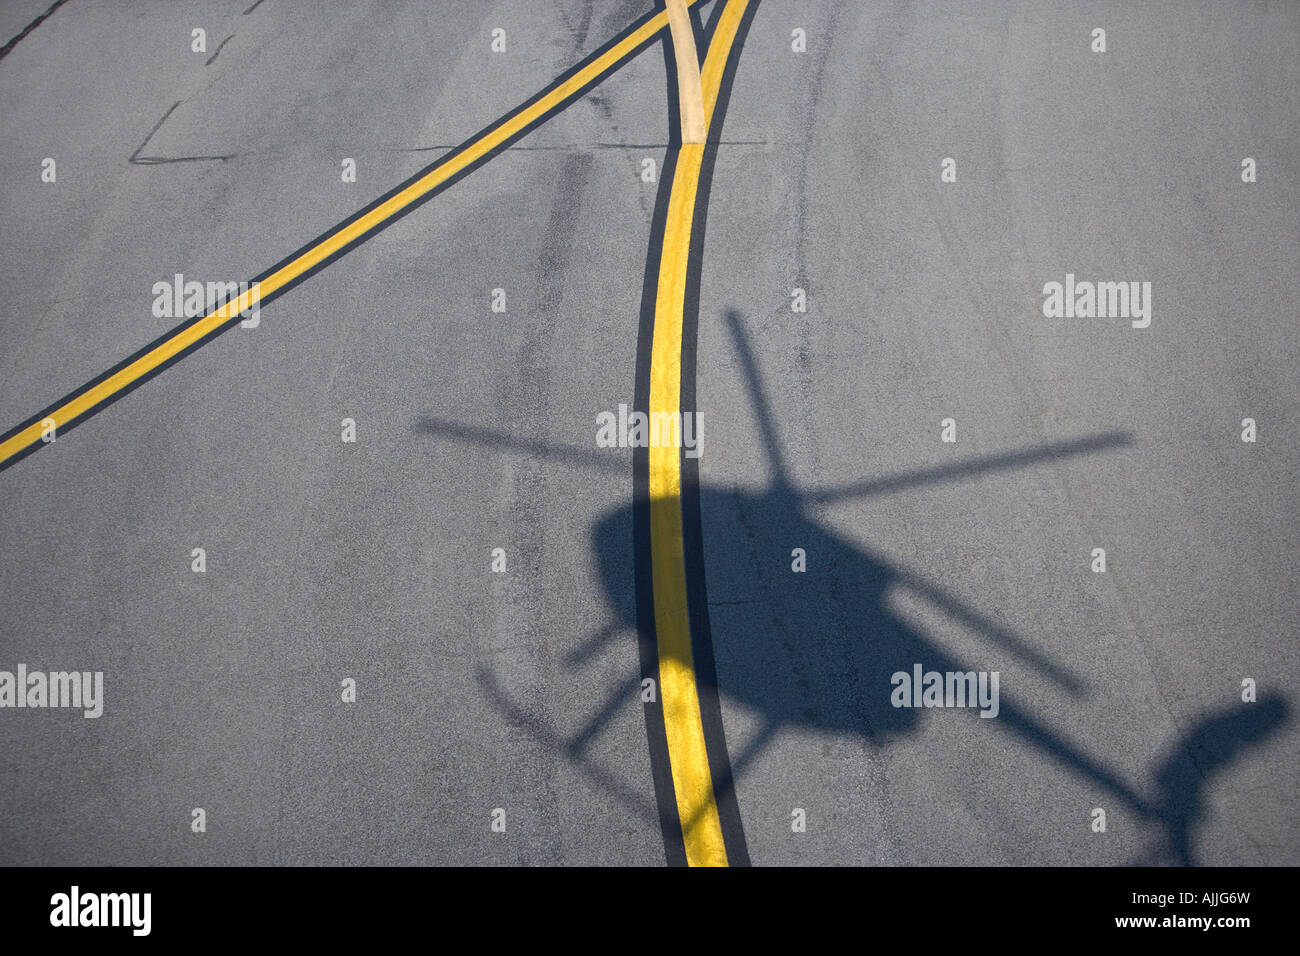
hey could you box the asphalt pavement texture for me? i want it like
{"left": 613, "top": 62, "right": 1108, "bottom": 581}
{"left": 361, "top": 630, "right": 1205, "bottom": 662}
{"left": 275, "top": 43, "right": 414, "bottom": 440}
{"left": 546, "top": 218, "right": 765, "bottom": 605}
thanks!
{"left": 0, "top": 0, "right": 1296, "bottom": 866}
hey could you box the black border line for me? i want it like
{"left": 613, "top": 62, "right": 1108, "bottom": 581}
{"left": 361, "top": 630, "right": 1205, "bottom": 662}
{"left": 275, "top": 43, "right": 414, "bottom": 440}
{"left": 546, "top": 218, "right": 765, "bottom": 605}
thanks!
{"left": 0, "top": 4, "right": 676, "bottom": 473}
{"left": 699, "top": 0, "right": 727, "bottom": 60}
{"left": 0, "top": 0, "right": 69, "bottom": 61}
{"left": 688, "top": 2, "right": 708, "bottom": 64}
{"left": 634, "top": 1, "right": 688, "bottom": 868}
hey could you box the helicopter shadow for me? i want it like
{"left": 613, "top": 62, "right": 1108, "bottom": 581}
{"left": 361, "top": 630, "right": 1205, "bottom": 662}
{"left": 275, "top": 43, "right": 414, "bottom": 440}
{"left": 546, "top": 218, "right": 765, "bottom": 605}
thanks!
{"left": 420, "top": 309, "right": 1288, "bottom": 864}
{"left": 1147, "top": 695, "right": 1289, "bottom": 866}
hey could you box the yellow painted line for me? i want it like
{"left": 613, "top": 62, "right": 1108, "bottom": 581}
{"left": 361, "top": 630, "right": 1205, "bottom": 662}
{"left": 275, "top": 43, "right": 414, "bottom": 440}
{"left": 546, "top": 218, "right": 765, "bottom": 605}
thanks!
{"left": 650, "top": 142, "right": 719, "bottom": 865}
{"left": 700, "top": 0, "right": 747, "bottom": 128}
{"left": 649, "top": 0, "right": 749, "bottom": 868}
{"left": 665, "top": 0, "right": 706, "bottom": 144}
{"left": 0, "top": 3, "right": 707, "bottom": 468}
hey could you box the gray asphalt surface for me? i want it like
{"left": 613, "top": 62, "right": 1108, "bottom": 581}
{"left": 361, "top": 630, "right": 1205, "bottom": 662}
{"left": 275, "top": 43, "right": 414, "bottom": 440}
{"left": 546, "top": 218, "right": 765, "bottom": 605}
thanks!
{"left": 0, "top": 0, "right": 1296, "bottom": 866}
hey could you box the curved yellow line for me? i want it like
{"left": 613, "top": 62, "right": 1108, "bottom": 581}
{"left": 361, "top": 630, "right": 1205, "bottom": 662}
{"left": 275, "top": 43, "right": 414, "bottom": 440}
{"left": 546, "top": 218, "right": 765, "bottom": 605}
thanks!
{"left": 648, "top": 0, "right": 749, "bottom": 867}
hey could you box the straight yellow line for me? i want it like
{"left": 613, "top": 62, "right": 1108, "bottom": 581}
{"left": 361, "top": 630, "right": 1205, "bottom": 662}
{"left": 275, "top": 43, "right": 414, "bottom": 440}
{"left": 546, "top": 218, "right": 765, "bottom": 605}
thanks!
{"left": 665, "top": 0, "right": 706, "bottom": 143}
{"left": 648, "top": 0, "right": 749, "bottom": 868}
{"left": 0, "top": 4, "right": 702, "bottom": 468}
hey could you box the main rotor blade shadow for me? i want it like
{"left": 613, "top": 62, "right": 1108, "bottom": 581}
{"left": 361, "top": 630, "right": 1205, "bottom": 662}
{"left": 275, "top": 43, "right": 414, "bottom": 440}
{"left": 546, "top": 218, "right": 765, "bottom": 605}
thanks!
{"left": 807, "top": 431, "right": 1134, "bottom": 505}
